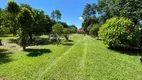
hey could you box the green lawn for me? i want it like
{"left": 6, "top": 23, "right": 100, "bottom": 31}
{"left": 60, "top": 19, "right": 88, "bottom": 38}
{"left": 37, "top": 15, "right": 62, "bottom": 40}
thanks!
{"left": 0, "top": 34, "right": 142, "bottom": 80}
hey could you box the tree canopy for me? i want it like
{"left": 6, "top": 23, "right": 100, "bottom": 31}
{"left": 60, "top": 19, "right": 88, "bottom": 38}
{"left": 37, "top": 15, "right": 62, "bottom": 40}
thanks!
{"left": 52, "top": 23, "right": 64, "bottom": 34}
{"left": 51, "top": 9, "right": 62, "bottom": 22}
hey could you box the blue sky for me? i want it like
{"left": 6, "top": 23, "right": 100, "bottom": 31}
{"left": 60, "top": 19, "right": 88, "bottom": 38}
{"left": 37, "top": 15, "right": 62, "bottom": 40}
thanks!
{"left": 0, "top": 0, "right": 98, "bottom": 29}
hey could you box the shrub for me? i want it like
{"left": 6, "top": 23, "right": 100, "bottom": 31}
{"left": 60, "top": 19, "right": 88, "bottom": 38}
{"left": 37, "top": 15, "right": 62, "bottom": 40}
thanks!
{"left": 99, "top": 17, "right": 140, "bottom": 48}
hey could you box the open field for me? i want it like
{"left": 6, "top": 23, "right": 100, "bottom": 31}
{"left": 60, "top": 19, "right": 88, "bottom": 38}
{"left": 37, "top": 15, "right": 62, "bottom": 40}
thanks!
{"left": 0, "top": 34, "right": 142, "bottom": 80}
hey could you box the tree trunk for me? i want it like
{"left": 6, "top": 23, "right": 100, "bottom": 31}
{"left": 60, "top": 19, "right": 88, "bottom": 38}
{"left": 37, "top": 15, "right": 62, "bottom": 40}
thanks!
{"left": 64, "top": 35, "right": 69, "bottom": 41}
{"left": 29, "top": 32, "right": 33, "bottom": 40}
{"left": 0, "top": 39, "right": 2, "bottom": 46}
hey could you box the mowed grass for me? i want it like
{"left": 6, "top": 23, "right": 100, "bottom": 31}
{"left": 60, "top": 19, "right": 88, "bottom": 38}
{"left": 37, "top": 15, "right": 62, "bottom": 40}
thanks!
{"left": 0, "top": 34, "right": 142, "bottom": 80}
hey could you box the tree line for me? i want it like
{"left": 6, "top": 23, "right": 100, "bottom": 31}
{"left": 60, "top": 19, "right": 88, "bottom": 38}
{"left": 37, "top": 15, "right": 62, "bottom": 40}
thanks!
{"left": 82, "top": 0, "right": 142, "bottom": 48}
{"left": 0, "top": 1, "right": 77, "bottom": 50}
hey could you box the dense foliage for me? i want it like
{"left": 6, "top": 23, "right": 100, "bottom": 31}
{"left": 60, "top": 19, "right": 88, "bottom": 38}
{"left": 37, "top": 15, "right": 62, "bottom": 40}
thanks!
{"left": 88, "top": 24, "right": 99, "bottom": 37}
{"left": 97, "top": 0, "right": 142, "bottom": 24}
{"left": 52, "top": 23, "right": 64, "bottom": 34}
{"left": 82, "top": 16, "right": 98, "bottom": 34}
{"left": 81, "top": 1, "right": 142, "bottom": 48}
{"left": 99, "top": 17, "right": 140, "bottom": 48}
{"left": 7, "top": 1, "right": 19, "bottom": 14}
{"left": 82, "top": 3, "right": 98, "bottom": 34}
{"left": 0, "top": 1, "right": 78, "bottom": 49}
{"left": 16, "top": 8, "right": 34, "bottom": 50}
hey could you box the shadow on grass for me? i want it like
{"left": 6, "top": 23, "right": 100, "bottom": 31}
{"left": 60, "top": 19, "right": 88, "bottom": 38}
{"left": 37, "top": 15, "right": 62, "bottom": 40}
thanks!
{"left": 62, "top": 43, "right": 74, "bottom": 46}
{"left": 64, "top": 40, "right": 74, "bottom": 42}
{"left": 62, "top": 39, "right": 74, "bottom": 46}
{"left": 0, "top": 49, "right": 13, "bottom": 64}
{"left": 24, "top": 49, "right": 52, "bottom": 57}
{"left": 108, "top": 47, "right": 142, "bottom": 56}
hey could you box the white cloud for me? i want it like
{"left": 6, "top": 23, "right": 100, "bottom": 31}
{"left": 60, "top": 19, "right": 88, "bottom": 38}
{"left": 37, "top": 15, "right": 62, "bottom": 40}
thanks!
{"left": 79, "top": 17, "right": 84, "bottom": 21}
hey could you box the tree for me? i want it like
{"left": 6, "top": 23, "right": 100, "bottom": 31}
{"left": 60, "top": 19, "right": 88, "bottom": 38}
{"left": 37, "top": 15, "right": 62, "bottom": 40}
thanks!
{"left": 44, "top": 15, "right": 52, "bottom": 34}
{"left": 97, "top": 0, "right": 142, "bottom": 24}
{"left": 20, "top": 3, "right": 34, "bottom": 40}
{"left": 7, "top": 1, "right": 34, "bottom": 50}
{"left": 51, "top": 9, "right": 62, "bottom": 22}
{"left": 0, "top": 9, "right": 11, "bottom": 34}
{"left": 53, "top": 22, "right": 75, "bottom": 41}
{"left": 55, "top": 9, "right": 62, "bottom": 22}
{"left": 63, "top": 28, "right": 70, "bottom": 41}
{"left": 97, "top": 0, "right": 119, "bottom": 23}
{"left": 0, "top": 9, "right": 9, "bottom": 29}
{"left": 63, "top": 26, "right": 77, "bottom": 41}
{"left": 118, "top": 0, "right": 142, "bottom": 25}
{"left": 19, "top": 4, "right": 52, "bottom": 40}
{"left": 6, "top": 1, "right": 54, "bottom": 48}
{"left": 82, "top": 16, "right": 98, "bottom": 34}
{"left": 51, "top": 23, "right": 63, "bottom": 44}
{"left": 82, "top": 3, "right": 98, "bottom": 34}
{"left": 88, "top": 24, "right": 99, "bottom": 37}
{"left": 52, "top": 23, "right": 63, "bottom": 34}
{"left": 51, "top": 10, "right": 55, "bottom": 21}
{"left": 32, "top": 9, "right": 52, "bottom": 35}
{"left": 0, "top": 8, "right": 8, "bottom": 46}
{"left": 1, "top": 1, "right": 19, "bottom": 45}
{"left": 82, "top": 3, "right": 97, "bottom": 18}
{"left": 7, "top": 1, "right": 20, "bottom": 35}
{"left": 16, "top": 8, "right": 34, "bottom": 50}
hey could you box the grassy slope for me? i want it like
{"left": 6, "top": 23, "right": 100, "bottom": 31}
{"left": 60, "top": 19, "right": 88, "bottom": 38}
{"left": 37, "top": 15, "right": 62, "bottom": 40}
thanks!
{"left": 0, "top": 34, "right": 142, "bottom": 80}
